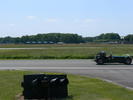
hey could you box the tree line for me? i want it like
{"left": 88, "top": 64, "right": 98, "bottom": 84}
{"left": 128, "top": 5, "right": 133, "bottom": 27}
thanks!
{"left": 0, "top": 33, "right": 84, "bottom": 44}
{"left": 84, "top": 33, "right": 133, "bottom": 43}
{"left": 84, "top": 33, "right": 121, "bottom": 42}
{"left": 0, "top": 33, "right": 133, "bottom": 44}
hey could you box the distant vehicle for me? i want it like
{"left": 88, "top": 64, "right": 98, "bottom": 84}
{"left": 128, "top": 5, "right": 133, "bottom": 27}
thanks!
{"left": 95, "top": 51, "right": 132, "bottom": 65}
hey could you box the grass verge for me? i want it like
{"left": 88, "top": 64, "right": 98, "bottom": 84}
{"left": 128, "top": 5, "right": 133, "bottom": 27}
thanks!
{"left": 0, "top": 44, "right": 133, "bottom": 59}
{"left": 0, "top": 70, "right": 133, "bottom": 100}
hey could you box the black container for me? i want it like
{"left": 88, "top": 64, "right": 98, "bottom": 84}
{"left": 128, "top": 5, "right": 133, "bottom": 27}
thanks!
{"left": 21, "top": 74, "right": 69, "bottom": 99}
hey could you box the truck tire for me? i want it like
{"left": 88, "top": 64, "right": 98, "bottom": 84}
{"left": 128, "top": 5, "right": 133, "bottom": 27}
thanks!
{"left": 125, "top": 58, "right": 132, "bottom": 65}
{"left": 96, "top": 59, "right": 104, "bottom": 65}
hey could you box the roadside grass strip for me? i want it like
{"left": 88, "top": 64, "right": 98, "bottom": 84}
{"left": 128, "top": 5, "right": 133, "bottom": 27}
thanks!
{"left": 0, "top": 70, "right": 133, "bottom": 100}
{"left": 0, "top": 44, "right": 132, "bottom": 59}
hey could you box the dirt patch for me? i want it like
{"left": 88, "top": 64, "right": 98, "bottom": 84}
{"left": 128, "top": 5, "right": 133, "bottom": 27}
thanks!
{"left": 15, "top": 93, "right": 24, "bottom": 100}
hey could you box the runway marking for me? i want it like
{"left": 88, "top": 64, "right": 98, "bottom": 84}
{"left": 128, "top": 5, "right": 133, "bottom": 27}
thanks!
{"left": 0, "top": 67, "right": 133, "bottom": 70}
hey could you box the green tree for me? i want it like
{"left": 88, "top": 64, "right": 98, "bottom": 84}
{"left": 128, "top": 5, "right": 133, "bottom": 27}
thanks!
{"left": 124, "top": 34, "right": 133, "bottom": 42}
{"left": 96, "top": 33, "right": 120, "bottom": 42}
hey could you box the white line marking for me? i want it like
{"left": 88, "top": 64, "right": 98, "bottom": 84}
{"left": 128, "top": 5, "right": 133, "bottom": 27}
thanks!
{"left": 0, "top": 67, "right": 133, "bottom": 70}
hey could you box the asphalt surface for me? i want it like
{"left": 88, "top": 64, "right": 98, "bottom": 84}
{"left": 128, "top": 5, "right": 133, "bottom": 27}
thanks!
{"left": 0, "top": 60, "right": 133, "bottom": 89}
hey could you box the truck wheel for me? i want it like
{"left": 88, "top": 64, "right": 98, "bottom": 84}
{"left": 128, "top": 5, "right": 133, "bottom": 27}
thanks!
{"left": 125, "top": 58, "right": 132, "bottom": 65}
{"left": 97, "top": 59, "right": 104, "bottom": 65}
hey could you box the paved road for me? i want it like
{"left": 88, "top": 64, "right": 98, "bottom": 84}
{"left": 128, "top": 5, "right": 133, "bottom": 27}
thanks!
{"left": 0, "top": 60, "right": 133, "bottom": 89}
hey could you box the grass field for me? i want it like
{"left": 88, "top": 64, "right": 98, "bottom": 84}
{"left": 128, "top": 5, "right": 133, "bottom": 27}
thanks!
{"left": 0, "top": 44, "right": 132, "bottom": 59}
{"left": 1, "top": 70, "right": 133, "bottom": 100}
{"left": 0, "top": 43, "right": 133, "bottom": 48}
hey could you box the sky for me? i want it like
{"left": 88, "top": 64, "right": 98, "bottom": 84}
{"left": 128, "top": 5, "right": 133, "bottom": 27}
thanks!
{"left": 0, "top": 0, "right": 133, "bottom": 37}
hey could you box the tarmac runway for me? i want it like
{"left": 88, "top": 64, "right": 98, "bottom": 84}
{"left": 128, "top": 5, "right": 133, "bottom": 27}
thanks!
{"left": 0, "top": 60, "right": 133, "bottom": 89}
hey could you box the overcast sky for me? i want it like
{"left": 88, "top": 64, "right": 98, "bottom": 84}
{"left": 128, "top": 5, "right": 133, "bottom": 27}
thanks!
{"left": 0, "top": 0, "right": 133, "bottom": 37}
